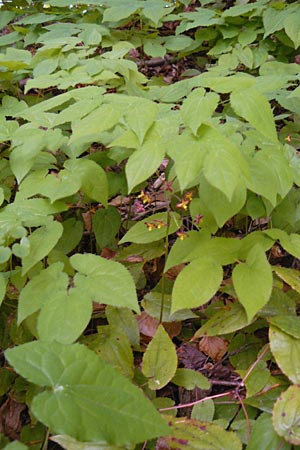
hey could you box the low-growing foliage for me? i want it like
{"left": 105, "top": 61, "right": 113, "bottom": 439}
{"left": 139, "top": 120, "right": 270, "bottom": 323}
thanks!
{"left": 1, "top": 0, "right": 300, "bottom": 448}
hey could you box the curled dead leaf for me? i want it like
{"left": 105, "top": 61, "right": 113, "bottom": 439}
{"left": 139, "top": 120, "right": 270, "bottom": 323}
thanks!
{"left": 198, "top": 336, "right": 229, "bottom": 362}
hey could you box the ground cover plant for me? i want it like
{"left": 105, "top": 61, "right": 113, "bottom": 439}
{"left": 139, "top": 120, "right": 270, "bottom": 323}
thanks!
{"left": 1, "top": 0, "right": 300, "bottom": 448}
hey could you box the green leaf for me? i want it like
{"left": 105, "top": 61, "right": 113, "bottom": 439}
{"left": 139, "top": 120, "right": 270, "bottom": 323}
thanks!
{"left": 273, "top": 385, "right": 300, "bottom": 445}
{"left": 193, "top": 303, "right": 249, "bottom": 338}
{"left": 247, "top": 413, "right": 290, "bottom": 450}
{"left": 70, "top": 105, "right": 122, "bottom": 147}
{"left": 70, "top": 253, "right": 139, "bottom": 312}
{"left": 18, "top": 263, "right": 69, "bottom": 325}
{"left": 125, "top": 100, "right": 158, "bottom": 144}
{"left": 106, "top": 306, "right": 140, "bottom": 350}
{"left": 230, "top": 88, "right": 277, "bottom": 142}
{"left": 51, "top": 435, "right": 123, "bottom": 450}
{"left": 268, "top": 316, "right": 300, "bottom": 339}
{"left": 172, "top": 368, "right": 210, "bottom": 390}
{"left": 119, "top": 212, "right": 180, "bottom": 244}
{"left": 83, "top": 325, "right": 134, "bottom": 379}
{"left": 158, "top": 417, "right": 242, "bottom": 450}
{"left": 191, "top": 399, "right": 215, "bottom": 422}
{"left": 181, "top": 88, "right": 219, "bottom": 136}
{"left": 284, "top": 13, "right": 300, "bottom": 49}
{"left": 92, "top": 207, "right": 121, "bottom": 249}
{"left": 269, "top": 325, "right": 300, "bottom": 384}
{"left": 126, "top": 140, "right": 165, "bottom": 193}
{"left": 54, "top": 218, "right": 83, "bottom": 255}
{"left": 2, "top": 443, "right": 28, "bottom": 450}
{"left": 21, "top": 221, "right": 63, "bottom": 276}
{"left": 232, "top": 245, "right": 273, "bottom": 320}
{"left": 102, "top": 4, "right": 139, "bottom": 22}
{"left": 167, "top": 132, "right": 205, "bottom": 191}
{"left": 37, "top": 289, "right": 92, "bottom": 344}
{"left": 203, "top": 145, "right": 241, "bottom": 202}
{"left": 5, "top": 341, "right": 169, "bottom": 445}
{"left": 142, "top": 292, "right": 197, "bottom": 323}
{"left": 0, "top": 273, "right": 7, "bottom": 307}
{"left": 273, "top": 266, "right": 300, "bottom": 294}
{"left": 264, "top": 228, "right": 300, "bottom": 259}
{"left": 237, "top": 360, "right": 270, "bottom": 398}
{"left": 142, "top": 324, "right": 177, "bottom": 390}
{"left": 64, "top": 159, "right": 108, "bottom": 206}
{"left": 200, "top": 177, "right": 247, "bottom": 228}
{"left": 171, "top": 257, "right": 223, "bottom": 314}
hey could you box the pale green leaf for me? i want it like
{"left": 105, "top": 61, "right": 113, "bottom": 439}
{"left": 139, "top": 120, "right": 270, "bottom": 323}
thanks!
{"left": 232, "top": 245, "right": 272, "bottom": 320}
{"left": 273, "top": 385, "right": 300, "bottom": 445}
{"left": 21, "top": 221, "right": 63, "bottom": 276}
{"left": 70, "top": 253, "right": 139, "bottom": 312}
{"left": 142, "top": 292, "right": 197, "bottom": 323}
{"left": 230, "top": 88, "right": 277, "bottom": 142}
{"left": 193, "top": 303, "right": 249, "bottom": 338}
{"left": 284, "top": 9, "right": 300, "bottom": 50}
{"left": 125, "top": 100, "right": 158, "bottom": 144}
{"left": 264, "top": 228, "right": 300, "bottom": 259}
{"left": 119, "top": 212, "right": 181, "bottom": 244}
{"left": 171, "top": 257, "right": 223, "bottom": 313}
{"left": 5, "top": 341, "right": 169, "bottom": 445}
{"left": 142, "top": 324, "right": 177, "bottom": 390}
{"left": 18, "top": 262, "right": 69, "bottom": 325}
{"left": 172, "top": 368, "right": 210, "bottom": 390}
{"left": 159, "top": 417, "right": 242, "bottom": 450}
{"left": 64, "top": 159, "right": 108, "bottom": 206}
{"left": 181, "top": 88, "right": 219, "bottom": 136}
{"left": 200, "top": 177, "right": 247, "bottom": 227}
{"left": 269, "top": 325, "right": 300, "bottom": 384}
{"left": 37, "top": 289, "right": 92, "bottom": 344}
{"left": 70, "top": 105, "right": 122, "bottom": 147}
{"left": 102, "top": 4, "right": 139, "bottom": 22}
{"left": 167, "top": 132, "right": 205, "bottom": 191}
{"left": 268, "top": 316, "right": 300, "bottom": 339}
{"left": 126, "top": 140, "right": 165, "bottom": 193}
{"left": 273, "top": 266, "right": 300, "bottom": 294}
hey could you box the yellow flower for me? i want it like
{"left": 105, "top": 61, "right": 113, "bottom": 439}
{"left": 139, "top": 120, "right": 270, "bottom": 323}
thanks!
{"left": 137, "top": 190, "right": 152, "bottom": 204}
{"left": 176, "top": 231, "right": 188, "bottom": 240}
{"left": 145, "top": 222, "right": 156, "bottom": 231}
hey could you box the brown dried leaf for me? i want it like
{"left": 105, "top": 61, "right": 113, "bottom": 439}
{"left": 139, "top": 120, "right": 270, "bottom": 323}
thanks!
{"left": 0, "top": 397, "right": 27, "bottom": 440}
{"left": 100, "top": 247, "right": 117, "bottom": 259}
{"left": 165, "top": 264, "right": 186, "bottom": 281}
{"left": 137, "top": 312, "right": 182, "bottom": 339}
{"left": 199, "top": 336, "right": 229, "bottom": 362}
{"left": 137, "top": 311, "right": 159, "bottom": 338}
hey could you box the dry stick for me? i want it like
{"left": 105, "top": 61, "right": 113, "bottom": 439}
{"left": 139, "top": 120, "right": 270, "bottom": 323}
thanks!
{"left": 236, "top": 389, "right": 251, "bottom": 442}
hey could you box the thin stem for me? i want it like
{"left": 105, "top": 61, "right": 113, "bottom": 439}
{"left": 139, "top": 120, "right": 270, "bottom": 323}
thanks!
{"left": 159, "top": 391, "right": 232, "bottom": 412}
{"left": 236, "top": 390, "right": 251, "bottom": 442}
{"left": 159, "top": 199, "right": 171, "bottom": 324}
{"left": 40, "top": 428, "right": 50, "bottom": 450}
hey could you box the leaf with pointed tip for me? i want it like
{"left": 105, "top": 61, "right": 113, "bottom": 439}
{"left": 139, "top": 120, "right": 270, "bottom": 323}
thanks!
{"left": 181, "top": 88, "right": 219, "bottom": 136}
{"left": 230, "top": 88, "right": 277, "bottom": 142}
{"left": 21, "top": 221, "right": 63, "bottom": 276}
{"left": 171, "top": 257, "right": 223, "bottom": 314}
{"left": 142, "top": 324, "right": 177, "bottom": 390}
{"left": 37, "top": 288, "right": 92, "bottom": 344}
{"left": 232, "top": 245, "right": 272, "bottom": 320}
{"left": 119, "top": 212, "right": 180, "bottom": 244}
{"left": 5, "top": 341, "right": 169, "bottom": 446}
{"left": 70, "top": 253, "right": 139, "bottom": 312}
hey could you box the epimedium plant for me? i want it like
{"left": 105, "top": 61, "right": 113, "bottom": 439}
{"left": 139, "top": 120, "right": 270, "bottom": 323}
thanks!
{"left": 1, "top": 0, "right": 300, "bottom": 449}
